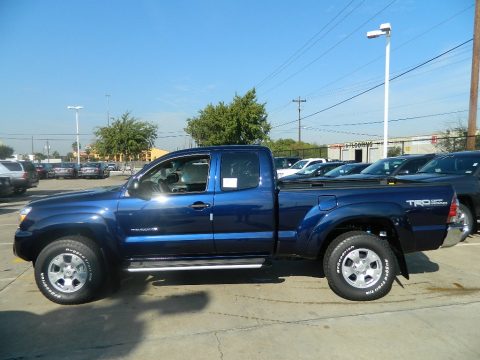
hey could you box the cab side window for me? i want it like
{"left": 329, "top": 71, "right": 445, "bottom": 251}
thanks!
{"left": 221, "top": 152, "right": 260, "bottom": 191}
{"left": 139, "top": 155, "right": 210, "bottom": 194}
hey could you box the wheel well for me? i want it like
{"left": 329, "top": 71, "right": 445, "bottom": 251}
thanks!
{"left": 32, "top": 227, "right": 98, "bottom": 262}
{"left": 316, "top": 218, "right": 408, "bottom": 277}
{"left": 458, "top": 195, "right": 476, "bottom": 229}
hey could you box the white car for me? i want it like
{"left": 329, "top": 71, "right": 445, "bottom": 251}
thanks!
{"left": 276, "top": 158, "right": 327, "bottom": 178}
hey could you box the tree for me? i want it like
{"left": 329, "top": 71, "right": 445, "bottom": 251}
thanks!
{"left": 435, "top": 122, "right": 480, "bottom": 152}
{"left": 0, "top": 144, "right": 14, "bottom": 159}
{"left": 185, "top": 89, "right": 270, "bottom": 146}
{"left": 34, "top": 152, "right": 46, "bottom": 161}
{"left": 65, "top": 152, "right": 74, "bottom": 161}
{"left": 94, "top": 111, "right": 158, "bottom": 161}
{"left": 387, "top": 146, "right": 402, "bottom": 157}
{"left": 72, "top": 141, "right": 81, "bottom": 153}
{"left": 51, "top": 151, "right": 60, "bottom": 158}
{"left": 264, "top": 138, "right": 327, "bottom": 158}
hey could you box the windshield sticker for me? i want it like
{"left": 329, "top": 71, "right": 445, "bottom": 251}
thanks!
{"left": 223, "top": 177, "right": 238, "bottom": 188}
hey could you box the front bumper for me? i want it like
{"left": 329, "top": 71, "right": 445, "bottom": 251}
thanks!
{"left": 441, "top": 223, "right": 464, "bottom": 248}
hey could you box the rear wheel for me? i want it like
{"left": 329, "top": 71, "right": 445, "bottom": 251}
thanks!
{"left": 324, "top": 231, "right": 396, "bottom": 301}
{"left": 34, "top": 236, "right": 105, "bottom": 305}
{"left": 13, "top": 188, "right": 26, "bottom": 195}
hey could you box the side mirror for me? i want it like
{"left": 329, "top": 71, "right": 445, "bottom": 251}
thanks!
{"left": 127, "top": 179, "right": 151, "bottom": 200}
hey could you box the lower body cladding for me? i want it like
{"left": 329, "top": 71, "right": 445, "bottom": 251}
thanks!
{"left": 125, "top": 257, "right": 267, "bottom": 272}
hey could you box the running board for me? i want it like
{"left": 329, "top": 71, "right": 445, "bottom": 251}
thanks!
{"left": 126, "top": 257, "right": 267, "bottom": 273}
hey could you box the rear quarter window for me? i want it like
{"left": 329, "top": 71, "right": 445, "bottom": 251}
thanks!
{"left": 0, "top": 162, "right": 22, "bottom": 171}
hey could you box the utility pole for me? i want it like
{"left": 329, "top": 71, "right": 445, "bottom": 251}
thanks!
{"left": 31, "top": 136, "right": 34, "bottom": 157}
{"left": 467, "top": 0, "right": 480, "bottom": 150}
{"left": 292, "top": 96, "right": 306, "bottom": 143}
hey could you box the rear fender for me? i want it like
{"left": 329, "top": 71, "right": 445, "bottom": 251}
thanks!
{"left": 302, "top": 202, "right": 411, "bottom": 278}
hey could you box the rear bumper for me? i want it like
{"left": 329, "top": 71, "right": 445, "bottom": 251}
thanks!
{"left": 441, "top": 224, "right": 464, "bottom": 248}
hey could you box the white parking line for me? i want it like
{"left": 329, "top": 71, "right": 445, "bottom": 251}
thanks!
{"left": 0, "top": 243, "right": 13, "bottom": 246}
{"left": 0, "top": 224, "right": 18, "bottom": 226}
{"left": 457, "top": 243, "right": 480, "bottom": 246}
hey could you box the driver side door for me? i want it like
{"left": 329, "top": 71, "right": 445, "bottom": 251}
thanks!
{"left": 117, "top": 153, "right": 216, "bottom": 257}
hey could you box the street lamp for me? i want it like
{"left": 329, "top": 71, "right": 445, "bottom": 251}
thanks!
{"left": 67, "top": 105, "right": 83, "bottom": 165}
{"left": 367, "top": 23, "right": 391, "bottom": 159}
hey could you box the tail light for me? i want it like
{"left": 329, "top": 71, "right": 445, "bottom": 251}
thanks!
{"left": 22, "top": 172, "right": 28, "bottom": 179}
{"left": 447, "top": 194, "right": 459, "bottom": 223}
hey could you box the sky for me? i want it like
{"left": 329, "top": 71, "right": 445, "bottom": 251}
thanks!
{"left": 0, "top": 0, "right": 476, "bottom": 155}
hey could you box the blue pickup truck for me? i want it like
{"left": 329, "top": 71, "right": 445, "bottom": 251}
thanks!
{"left": 14, "top": 146, "right": 463, "bottom": 305}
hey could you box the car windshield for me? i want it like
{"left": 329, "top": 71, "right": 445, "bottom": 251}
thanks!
{"left": 324, "top": 164, "right": 357, "bottom": 177}
{"left": 361, "top": 158, "right": 407, "bottom": 176}
{"left": 60, "top": 163, "right": 75, "bottom": 168}
{"left": 418, "top": 155, "right": 480, "bottom": 175}
{"left": 297, "top": 163, "right": 324, "bottom": 175}
{"left": 290, "top": 160, "right": 308, "bottom": 170}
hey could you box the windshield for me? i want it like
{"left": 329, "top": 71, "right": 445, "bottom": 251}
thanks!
{"left": 83, "top": 162, "right": 100, "bottom": 168}
{"left": 361, "top": 158, "right": 407, "bottom": 176}
{"left": 297, "top": 163, "right": 324, "bottom": 175}
{"left": 418, "top": 155, "right": 480, "bottom": 175}
{"left": 290, "top": 160, "right": 308, "bottom": 170}
{"left": 324, "top": 163, "right": 357, "bottom": 177}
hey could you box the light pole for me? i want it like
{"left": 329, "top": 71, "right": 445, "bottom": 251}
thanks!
{"left": 67, "top": 105, "right": 83, "bottom": 165}
{"left": 106, "top": 94, "right": 111, "bottom": 126}
{"left": 367, "top": 23, "right": 391, "bottom": 159}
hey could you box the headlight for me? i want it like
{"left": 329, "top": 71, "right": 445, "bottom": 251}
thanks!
{"left": 19, "top": 206, "right": 32, "bottom": 223}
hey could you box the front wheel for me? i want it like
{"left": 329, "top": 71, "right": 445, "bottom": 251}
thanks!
{"left": 34, "top": 236, "right": 105, "bottom": 305}
{"left": 324, "top": 231, "right": 397, "bottom": 301}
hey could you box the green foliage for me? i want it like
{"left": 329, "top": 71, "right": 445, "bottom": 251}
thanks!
{"left": 185, "top": 89, "right": 270, "bottom": 146}
{"left": 264, "top": 138, "right": 327, "bottom": 158}
{"left": 387, "top": 146, "right": 402, "bottom": 157}
{"left": 435, "top": 122, "right": 480, "bottom": 152}
{"left": 94, "top": 111, "right": 158, "bottom": 160}
{"left": 34, "top": 152, "right": 46, "bottom": 161}
{"left": 0, "top": 144, "right": 14, "bottom": 159}
{"left": 65, "top": 152, "right": 74, "bottom": 161}
{"left": 72, "top": 141, "right": 81, "bottom": 152}
{"left": 51, "top": 151, "right": 60, "bottom": 158}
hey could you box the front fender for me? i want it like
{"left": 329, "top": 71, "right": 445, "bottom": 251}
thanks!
{"left": 15, "top": 207, "right": 118, "bottom": 261}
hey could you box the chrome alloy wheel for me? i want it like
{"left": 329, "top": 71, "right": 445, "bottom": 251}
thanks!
{"left": 458, "top": 207, "right": 472, "bottom": 238}
{"left": 341, "top": 248, "right": 383, "bottom": 289}
{"left": 47, "top": 253, "right": 88, "bottom": 293}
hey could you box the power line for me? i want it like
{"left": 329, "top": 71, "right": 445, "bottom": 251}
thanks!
{"left": 262, "top": 0, "right": 397, "bottom": 96}
{"left": 256, "top": 0, "right": 360, "bottom": 88}
{"left": 270, "top": 38, "right": 473, "bottom": 130}
{"left": 303, "top": 3, "right": 474, "bottom": 100}
{"left": 315, "top": 109, "right": 468, "bottom": 127}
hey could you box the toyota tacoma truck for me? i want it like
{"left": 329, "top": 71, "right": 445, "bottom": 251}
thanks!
{"left": 14, "top": 146, "right": 463, "bottom": 305}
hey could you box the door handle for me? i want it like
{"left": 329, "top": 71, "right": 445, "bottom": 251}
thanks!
{"left": 189, "top": 201, "right": 211, "bottom": 210}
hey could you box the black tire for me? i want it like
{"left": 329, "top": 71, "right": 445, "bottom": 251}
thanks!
{"left": 324, "top": 231, "right": 396, "bottom": 301}
{"left": 458, "top": 203, "right": 474, "bottom": 240}
{"left": 13, "top": 188, "right": 27, "bottom": 195}
{"left": 34, "top": 236, "right": 105, "bottom": 305}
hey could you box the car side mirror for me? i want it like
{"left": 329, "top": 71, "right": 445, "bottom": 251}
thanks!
{"left": 127, "top": 179, "right": 151, "bottom": 200}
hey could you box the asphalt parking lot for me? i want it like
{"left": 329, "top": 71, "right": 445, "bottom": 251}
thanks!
{"left": 0, "top": 177, "right": 479, "bottom": 360}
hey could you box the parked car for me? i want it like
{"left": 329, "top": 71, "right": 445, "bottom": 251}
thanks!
{"left": 0, "top": 160, "right": 39, "bottom": 194}
{"left": 396, "top": 151, "right": 480, "bottom": 239}
{"left": 320, "top": 162, "right": 371, "bottom": 178}
{"left": 279, "top": 162, "right": 345, "bottom": 181}
{"left": 106, "top": 163, "right": 120, "bottom": 171}
{"left": 274, "top": 157, "right": 302, "bottom": 170}
{"left": 35, "top": 163, "right": 55, "bottom": 179}
{"left": 340, "top": 154, "right": 437, "bottom": 180}
{"left": 14, "top": 145, "right": 463, "bottom": 305}
{"left": 0, "top": 176, "right": 13, "bottom": 196}
{"left": 277, "top": 158, "right": 327, "bottom": 178}
{"left": 54, "top": 162, "right": 80, "bottom": 179}
{"left": 80, "top": 162, "right": 110, "bottom": 179}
